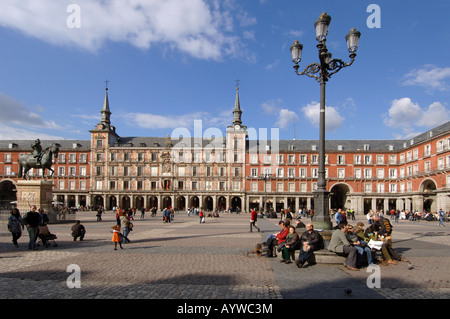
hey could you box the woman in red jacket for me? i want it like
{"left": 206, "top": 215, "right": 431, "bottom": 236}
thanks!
{"left": 250, "top": 209, "right": 260, "bottom": 232}
{"left": 266, "top": 220, "right": 288, "bottom": 257}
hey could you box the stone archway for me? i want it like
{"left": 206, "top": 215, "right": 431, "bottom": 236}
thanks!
{"left": 217, "top": 196, "right": 226, "bottom": 211}
{"left": 330, "top": 183, "right": 352, "bottom": 210}
{"left": 231, "top": 196, "right": 242, "bottom": 212}
{"left": 190, "top": 196, "right": 199, "bottom": 209}
{"left": 420, "top": 179, "right": 437, "bottom": 212}
{"left": 0, "top": 179, "right": 16, "bottom": 209}
{"left": 203, "top": 196, "right": 213, "bottom": 211}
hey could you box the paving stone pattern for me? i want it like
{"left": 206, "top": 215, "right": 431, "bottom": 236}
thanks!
{"left": 1, "top": 211, "right": 449, "bottom": 299}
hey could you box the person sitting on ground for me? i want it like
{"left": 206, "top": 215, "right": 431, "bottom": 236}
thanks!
{"left": 296, "top": 223, "right": 323, "bottom": 268}
{"left": 71, "top": 220, "right": 86, "bottom": 241}
{"left": 266, "top": 220, "right": 289, "bottom": 258}
{"left": 346, "top": 224, "right": 374, "bottom": 267}
{"left": 328, "top": 222, "right": 359, "bottom": 271}
{"left": 281, "top": 225, "right": 300, "bottom": 263}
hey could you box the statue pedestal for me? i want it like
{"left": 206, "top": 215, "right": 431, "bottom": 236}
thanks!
{"left": 16, "top": 180, "right": 55, "bottom": 220}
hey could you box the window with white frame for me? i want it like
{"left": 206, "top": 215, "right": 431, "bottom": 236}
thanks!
{"left": 389, "top": 168, "right": 397, "bottom": 179}
{"left": 407, "top": 181, "right": 412, "bottom": 192}
{"left": 354, "top": 168, "right": 361, "bottom": 179}
{"left": 438, "top": 157, "right": 445, "bottom": 170}
{"left": 277, "top": 183, "right": 284, "bottom": 192}
{"left": 377, "top": 168, "right": 384, "bottom": 179}
{"left": 288, "top": 182, "right": 295, "bottom": 192}
{"left": 277, "top": 168, "right": 284, "bottom": 177}
{"left": 376, "top": 155, "right": 384, "bottom": 165}
{"left": 389, "top": 154, "right": 397, "bottom": 164}
{"left": 299, "top": 168, "right": 307, "bottom": 178}
{"left": 377, "top": 183, "right": 384, "bottom": 193}
{"left": 338, "top": 168, "right": 345, "bottom": 179}
{"left": 389, "top": 183, "right": 397, "bottom": 193}
{"left": 299, "top": 183, "right": 307, "bottom": 192}
{"left": 299, "top": 155, "right": 307, "bottom": 164}
{"left": 288, "top": 168, "right": 295, "bottom": 178}
{"left": 424, "top": 161, "right": 431, "bottom": 173}
{"left": 79, "top": 153, "right": 87, "bottom": 163}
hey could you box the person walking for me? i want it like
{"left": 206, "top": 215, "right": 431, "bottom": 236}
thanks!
{"left": 8, "top": 208, "right": 24, "bottom": 247}
{"left": 199, "top": 208, "right": 205, "bottom": 224}
{"left": 439, "top": 209, "right": 446, "bottom": 227}
{"left": 250, "top": 209, "right": 260, "bottom": 232}
{"left": 119, "top": 212, "right": 131, "bottom": 243}
{"left": 23, "top": 205, "right": 40, "bottom": 250}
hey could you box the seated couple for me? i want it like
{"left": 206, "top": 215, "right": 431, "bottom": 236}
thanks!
{"left": 264, "top": 221, "right": 323, "bottom": 268}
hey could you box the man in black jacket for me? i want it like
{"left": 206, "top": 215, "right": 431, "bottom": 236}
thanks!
{"left": 296, "top": 223, "right": 323, "bottom": 268}
{"left": 23, "top": 205, "right": 40, "bottom": 250}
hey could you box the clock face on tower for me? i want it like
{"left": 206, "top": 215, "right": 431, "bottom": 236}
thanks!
{"left": 234, "top": 125, "right": 240, "bottom": 130}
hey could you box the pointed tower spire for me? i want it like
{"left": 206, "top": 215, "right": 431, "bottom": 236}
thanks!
{"left": 101, "top": 86, "right": 111, "bottom": 125}
{"left": 232, "top": 83, "right": 242, "bottom": 126}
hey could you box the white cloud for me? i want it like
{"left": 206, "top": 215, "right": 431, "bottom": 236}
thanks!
{"left": 383, "top": 97, "right": 450, "bottom": 138}
{"left": 0, "top": 125, "right": 65, "bottom": 140}
{"left": 402, "top": 65, "right": 450, "bottom": 91}
{"left": 261, "top": 99, "right": 298, "bottom": 129}
{"left": 0, "top": 0, "right": 254, "bottom": 60}
{"left": 301, "top": 101, "right": 344, "bottom": 132}
{"left": 275, "top": 109, "right": 298, "bottom": 129}
{"left": 0, "top": 92, "right": 73, "bottom": 139}
{"left": 124, "top": 110, "right": 231, "bottom": 131}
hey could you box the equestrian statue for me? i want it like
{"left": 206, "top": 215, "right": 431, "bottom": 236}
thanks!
{"left": 18, "top": 139, "right": 60, "bottom": 180}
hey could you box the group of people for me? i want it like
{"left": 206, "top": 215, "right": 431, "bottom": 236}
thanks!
{"left": 328, "top": 211, "right": 404, "bottom": 271}
{"left": 110, "top": 209, "right": 134, "bottom": 249}
{"left": 255, "top": 211, "right": 324, "bottom": 269}
{"left": 7, "top": 205, "right": 85, "bottom": 250}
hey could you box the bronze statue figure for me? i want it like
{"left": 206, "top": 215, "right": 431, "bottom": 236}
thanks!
{"left": 18, "top": 143, "right": 60, "bottom": 180}
{"left": 31, "top": 138, "right": 43, "bottom": 166}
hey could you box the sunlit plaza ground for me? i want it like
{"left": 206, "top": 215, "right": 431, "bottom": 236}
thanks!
{"left": 1, "top": 210, "right": 449, "bottom": 300}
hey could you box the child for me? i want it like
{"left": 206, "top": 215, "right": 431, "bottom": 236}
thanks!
{"left": 111, "top": 224, "right": 123, "bottom": 250}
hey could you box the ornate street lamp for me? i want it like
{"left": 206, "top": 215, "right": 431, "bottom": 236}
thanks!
{"left": 290, "top": 12, "right": 361, "bottom": 230}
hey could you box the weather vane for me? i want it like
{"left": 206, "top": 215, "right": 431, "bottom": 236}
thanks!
{"left": 235, "top": 79, "right": 240, "bottom": 90}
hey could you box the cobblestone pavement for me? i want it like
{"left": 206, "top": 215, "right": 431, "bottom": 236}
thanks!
{"left": 1, "top": 211, "right": 449, "bottom": 300}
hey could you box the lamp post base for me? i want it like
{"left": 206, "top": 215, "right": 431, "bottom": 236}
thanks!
{"left": 312, "top": 189, "right": 333, "bottom": 230}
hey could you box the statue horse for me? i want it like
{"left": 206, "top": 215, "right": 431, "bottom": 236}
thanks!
{"left": 18, "top": 144, "right": 60, "bottom": 180}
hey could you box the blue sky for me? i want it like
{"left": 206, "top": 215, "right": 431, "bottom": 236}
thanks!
{"left": 0, "top": 0, "right": 449, "bottom": 142}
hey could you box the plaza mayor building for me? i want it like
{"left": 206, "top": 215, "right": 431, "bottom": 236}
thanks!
{"left": 1, "top": 87, "right": 450, "bottom": 215}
